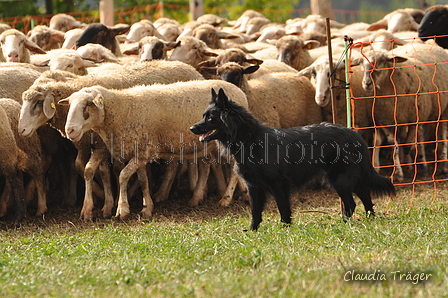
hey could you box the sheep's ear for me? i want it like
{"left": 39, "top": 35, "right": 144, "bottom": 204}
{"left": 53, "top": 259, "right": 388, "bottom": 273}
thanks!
{"left": 244, "top": 55, "right": 263, "bottom": 65}
{"left": 386, "top": 52, "right": 407, "bottom": 64}
{"left": 92, "top": 94, "right": 104, "bottom": 109}
{"left": 304, "top": 40, "right": 320, "bottom": 50}
{"left": 43, "top": 98, "right": 56, "bottom": 118}
{"left": 350, "top": 57, "right": 364, "bottom": 67}
{"left": 200, "top": 66, "right": 217, "bottom": 76}
{"left": 58, "top": 98, "right": 70, "bottom": 105}
{"left": 242, "top": 64, "right": 259, "bottom": 75}
{"left": 297, "top": 65, "right": 313, "bottom": 77}
{"left": 367, "top": 19, "right": 388, "bottom": 31}
{"left": 24, "top": 39, "right": 46, "bottom": 54}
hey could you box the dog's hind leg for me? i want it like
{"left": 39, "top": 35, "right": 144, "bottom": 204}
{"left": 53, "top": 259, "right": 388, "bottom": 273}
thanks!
{"left": 270, "top": 181, "right": 292, "bottom": 226}
{"left": 248, "top": 185, "right": 268, "bottom": 231}
{"left": 326, "top": 172, "right": 356, "bottom": 219}
{"left": 354, "top": 188, "right": 375, "bottom": 217}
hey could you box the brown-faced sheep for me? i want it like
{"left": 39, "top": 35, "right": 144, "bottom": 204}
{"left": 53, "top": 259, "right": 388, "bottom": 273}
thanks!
{"left": 59, "top": 80, "right": 249, "bottom": 219}
{"left": 26, "top": 25, "right": 65, "bottom": 51}
{"left": 19, "top": 61, "right": 204, "bottom": 220}
{"left": 273, "top": 35, "right": 320, "bottom": 72}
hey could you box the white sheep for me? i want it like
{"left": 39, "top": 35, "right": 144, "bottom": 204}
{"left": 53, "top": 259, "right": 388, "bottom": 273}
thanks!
{"left": 122, "top": 36, "right": 178, "bottom": 61}
{"left": 352, "top": 43, "right": 448, "bottom": 181}
{"left": 61, "top": 28, "right": 84, "bottom": 49}
{"left": 0, "top": 65, "right": 42, "bottom": 102}
{"left": 367, "top": 9, "right": 420, "bottom": 33}
{"left": 0, "top": 29, "right": 46, "bottom": 63}
{"left": 31, "top": 49, "right": 96, "bottom": 75}
{"left": 76, "top": 43, "right": 119, "bottom": 63}
{"left": 59, "top": 80, "right": 249, "bottom": 219}
{"left": 19, "top": 61, "right": 205, "bottom": 220}
{"left": 49, "top": 13, "right": 85, "bottom": 32}
{"left": 232, "top": 10, "right": 265, "bottom": 33}
{"left": 125, "top": 20, "right": 166, "bottom": 43}
{"left": 169, "top": 36, "right": 219, "bottom": 78}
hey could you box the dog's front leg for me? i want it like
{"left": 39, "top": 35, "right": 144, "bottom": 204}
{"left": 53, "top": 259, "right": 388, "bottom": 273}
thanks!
{"left": 248, "top": 184, "right": 267, "bottom": 231}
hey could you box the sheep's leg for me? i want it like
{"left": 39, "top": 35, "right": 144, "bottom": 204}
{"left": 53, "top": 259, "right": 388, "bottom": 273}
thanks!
{"left": 416, "top": 125, "right": 428, "bottom": 176}
{"left": 211, "top": 163, "right": 227, "bottom": 198}
{"left": 237, "top": 176, "right": 250, "bottom": 203}
{"left": 188, "top": 160, "right": 198, "bottom": 190}
{"left": 153, "top": 161, "right": 179, "bottom": 202}
{"left": 381, "top": 128, "right": 404, "bottom": 182}
{"left": 116, "top": 160, "right": 144, "bottom": 219}
{"left": 372, "top": 130, "right": 383, "bottom": 174}
{"left": 80, "top": 151, "right": 105, "bottom": 221}
{"left": 9, "top": 170, "right": 26, "bottom": 225}
{"left": 61, "top": 159, "right": 79, "bottom": 207}
{"left": 0, "top": 180, "right": 11, "bottom": 217}
{"left": 136, "top": 166, "right": 154, "bottom": 219}
{"left": 218, "top": 170, "right": 239, "bottom": 207}
{"left": 33, "top": 175, "right": 47, "bottom": 216}
{"left": 188, "top": 161, "right": 210, "bottom": 206}
{"left": 99, "top": 160, "right": 114, "bottom": 218}
{"left": 439, "top": 122, "right": 448, "bottom": 174}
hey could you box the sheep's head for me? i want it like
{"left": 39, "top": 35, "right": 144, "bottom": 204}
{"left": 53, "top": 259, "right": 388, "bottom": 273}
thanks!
{"left": 0, "top": 29, "right": 45, "bottom": 62}
{"left": 168, "top": 36, "right": 217, "bottom": 67}
{"left": 59, "top": 87, "right": 105, "bottom": 142}
{"left": 19, "top": 84, "right": 58, "bottom": 137}
{"left": 358, "top": 51, "right": 408, "bottom": 92}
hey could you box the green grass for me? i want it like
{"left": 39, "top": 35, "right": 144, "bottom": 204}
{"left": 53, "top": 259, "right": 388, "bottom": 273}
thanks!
{"left": 0, "top": 188, "right": 447, "bottom": 298}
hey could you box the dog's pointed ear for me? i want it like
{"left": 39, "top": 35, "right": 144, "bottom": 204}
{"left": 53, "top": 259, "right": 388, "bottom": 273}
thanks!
{"left": 211, "top": 88, "right": 218, "bottom": 104}
{"left": 216, "top": 88, "right": 230, "bottom": 110}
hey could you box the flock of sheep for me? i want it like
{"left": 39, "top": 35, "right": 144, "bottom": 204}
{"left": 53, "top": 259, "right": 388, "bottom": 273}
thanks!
{"left": 0, "top": 5, "right": 447, "bottom": 225}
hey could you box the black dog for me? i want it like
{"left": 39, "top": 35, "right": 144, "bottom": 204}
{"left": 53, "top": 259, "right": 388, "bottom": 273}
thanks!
{"left": 190, "top": 88, "right": 395, "bottom": 230}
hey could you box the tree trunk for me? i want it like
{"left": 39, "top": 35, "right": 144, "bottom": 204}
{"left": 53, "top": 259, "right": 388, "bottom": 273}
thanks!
{"left": 45, "top": 0, "right": 53, "bottom": 15}
{"left": 310, "top": 0, "right": 333, "bottom": 19}
{"left": 190, "top": 0, "right": 204, "bottom": 21}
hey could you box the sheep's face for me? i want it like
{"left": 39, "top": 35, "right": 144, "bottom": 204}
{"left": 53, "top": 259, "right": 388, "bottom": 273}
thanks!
{"left": 60, "top": 89, "right": 105, "bottom": 142}
{"left": 168, "top": 37, "right": 213, "bottom": 66}
{"left": 0, "top": 32, "right": 25, "bottom": 62}
{"left": 19, "top": 86, "right": 57, "bottom": 137}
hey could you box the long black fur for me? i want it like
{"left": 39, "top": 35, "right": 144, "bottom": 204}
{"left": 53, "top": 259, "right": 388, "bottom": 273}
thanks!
{"left": 190, "top": 88, "right": 395, "bottom": 230}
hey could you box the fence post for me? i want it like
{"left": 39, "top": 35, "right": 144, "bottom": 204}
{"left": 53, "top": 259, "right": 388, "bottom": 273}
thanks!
{"left": 344, "top": 35, "right": 352, "bottom": 128}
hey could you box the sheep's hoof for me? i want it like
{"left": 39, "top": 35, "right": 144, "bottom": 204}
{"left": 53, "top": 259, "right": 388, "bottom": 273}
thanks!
{"left": 188, "top": 198, "right": 200, "bottom": 207}
{"left": 140, "top": 208, "right": 152, "bottom": 219}
{"left": 115, "top": 207, "right": 130, "bottom": 219}
{"left": 153, "top": 191, "right": 169, "bottom": 203}
{"left": 101, "top": 207, "right": 113, "bottom": 219}
{"left": 35, "top": 207, "right": 48, "bottom": 217}
{"left": 218, "top": 196, "right": 232, "bottom": 207}
{"left": 80, "top": 209, "right": 93, "bottom": 221}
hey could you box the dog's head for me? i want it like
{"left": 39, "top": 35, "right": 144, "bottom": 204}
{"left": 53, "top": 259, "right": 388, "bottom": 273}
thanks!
{"left": 190, "top": 88, "right": 230, "bottom": 143}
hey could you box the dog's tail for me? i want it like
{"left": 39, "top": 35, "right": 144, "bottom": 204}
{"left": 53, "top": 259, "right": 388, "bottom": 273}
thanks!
{"left": 366, "top": 167, "right": 396, "bottom": 198}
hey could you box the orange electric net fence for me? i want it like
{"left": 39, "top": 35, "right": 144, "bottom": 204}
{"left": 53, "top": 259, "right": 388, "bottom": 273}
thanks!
{"left": 344, "top": 36, "right": 448, "bottom": 209}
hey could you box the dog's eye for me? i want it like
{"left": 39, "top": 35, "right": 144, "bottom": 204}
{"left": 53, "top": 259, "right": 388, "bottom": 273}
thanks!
{"left": 206, "top": 116, "right": 213, "bottom": 122}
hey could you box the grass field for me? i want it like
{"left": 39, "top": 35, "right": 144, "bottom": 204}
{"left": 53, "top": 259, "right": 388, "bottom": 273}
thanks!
{"left": 0, "top": 183, "right": 447, "bottom": 298}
